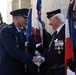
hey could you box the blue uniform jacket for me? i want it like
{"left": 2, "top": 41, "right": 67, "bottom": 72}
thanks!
{"left": 0, "top": 23, "right": 33, "bottom": 75}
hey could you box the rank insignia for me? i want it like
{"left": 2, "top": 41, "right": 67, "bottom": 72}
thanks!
{"left": 55, "top": 46, "right": 57, "bottom": 50}
{"left": 8, "top": 25, "right": 12, "bottom": 28}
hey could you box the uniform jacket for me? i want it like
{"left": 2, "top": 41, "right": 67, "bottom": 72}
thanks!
{"left": 0, "top": 23, "right": 33, "bottom": 75}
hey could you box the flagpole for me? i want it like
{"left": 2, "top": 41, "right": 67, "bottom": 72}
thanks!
{"left": 36, "top": 0, "right": 42, "bottom": 74}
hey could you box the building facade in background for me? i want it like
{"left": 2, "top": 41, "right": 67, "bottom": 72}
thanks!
{"left": 32, "top": 0, "right": 70, "bottom": 34}
{"left": 6, "top": 0, "right": 70, "bottom": 33}
{"left": 7, "top": 0, "right": 31, "bottom": 24}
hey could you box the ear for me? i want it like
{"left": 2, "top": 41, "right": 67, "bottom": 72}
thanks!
{"left": 55, "top": 16, "right": 59, "bottom": 22}
{"left": 13, "top": 16, "right": 18, "bottom": 20}
{"left": 55, "top": 16, "right": 60, "bottom": 22}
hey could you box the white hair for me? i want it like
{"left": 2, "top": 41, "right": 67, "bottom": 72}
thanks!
{"left": 52, "top": 13, "right": 65, "bottom": 23}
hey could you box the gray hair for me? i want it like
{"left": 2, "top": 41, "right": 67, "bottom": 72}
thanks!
{"left": 52, "top": 13, "right": 65, "bottom": 23}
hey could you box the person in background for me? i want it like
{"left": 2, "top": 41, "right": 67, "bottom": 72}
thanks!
{"left": 42, "top": 21, "right": 52, "bottom": 48}
{"left": 25, "top": 27, "right": 38, "bottom": 75}
{"left": 0, "top": 23, "right": 7, "bottom": 30}
{"left": 39, "top": 21, "right": 52, "bottom": 75}
{"left": 25, "top": 21, "right": 52, "bottom": 75}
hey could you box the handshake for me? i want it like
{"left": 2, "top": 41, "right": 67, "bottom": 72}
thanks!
{"left": 33, "top": 55, "right": 45, "bottom": 66}
{"left": 25, "top": 42, "right": 45, "bottom": 66}
{"left": 33, "top": 50, "right": 45, "bottom": 66}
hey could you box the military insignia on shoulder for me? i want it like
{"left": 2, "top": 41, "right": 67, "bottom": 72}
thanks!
{"left": 54, "top": 40, "right": 64, "bottom": 54}
{"left": 7, "top": 25, "right": 12, "bottom": 28}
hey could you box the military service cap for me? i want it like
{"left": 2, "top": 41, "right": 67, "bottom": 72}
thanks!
{"left": 10, "top": 8, "right": 29, "bottom": 18}
{"left": 46, "top": 9, "right": 61, "bottom": 19}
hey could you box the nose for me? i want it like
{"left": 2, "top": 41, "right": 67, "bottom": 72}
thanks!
{"left": 24, "top": 18, "right": 28, "bottom": 25}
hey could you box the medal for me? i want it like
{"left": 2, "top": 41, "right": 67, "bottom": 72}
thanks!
{"left": 60, "top": 41, "right": 64, "bottom": 46}
{"left": 55, "top": 46, "right": 57, "bottom": 50}
{"left": 61, "top": 46, "right": 63, "bottom": 50}
{"left": 58, "top": 46, "right": 60, "bottom": 50}
{"left": 58, "top": 51, "right": 61, "bottom": 54}
{"left": 55, "top": 42, "right": 58, "bottom": 46}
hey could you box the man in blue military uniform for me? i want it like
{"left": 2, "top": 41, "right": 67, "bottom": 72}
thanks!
{"left": 46, "top": 9, "right": 65, "bottom": 75}
{"left": 0, "top": 8, "right": 43, "bottom": 75}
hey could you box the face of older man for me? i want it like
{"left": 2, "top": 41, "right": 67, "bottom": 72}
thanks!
{"left": 49, "top": 16, "right": 59, "bottom": 30}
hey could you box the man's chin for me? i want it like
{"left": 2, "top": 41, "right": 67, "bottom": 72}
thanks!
{"left": 22, "top": 24, "right": 26, "bottom": 28}
{"left": 52, "top": 27, "right": 54, "bottom": 29}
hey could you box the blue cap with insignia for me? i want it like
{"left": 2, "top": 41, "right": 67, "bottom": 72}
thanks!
{"left": 10, "top": 8, "right": 29, "bottom": 18}
{"left": 46, "top": 9, "right": 61, "bottom": 19}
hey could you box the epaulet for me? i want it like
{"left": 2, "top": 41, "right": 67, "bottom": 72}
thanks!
{"left": 7, "top": 25, "right": 12, "bottom": 28}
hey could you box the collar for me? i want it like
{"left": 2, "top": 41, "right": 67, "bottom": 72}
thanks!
{"left": 56, "top": 24, "right": 64, "bottom": 34}
{"left": 14, "top": 23, "right": 21, "bottom": 32}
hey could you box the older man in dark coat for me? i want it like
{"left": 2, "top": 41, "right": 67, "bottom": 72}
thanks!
{"left": 46, "top": 9, "right": 65, "bottom": 75}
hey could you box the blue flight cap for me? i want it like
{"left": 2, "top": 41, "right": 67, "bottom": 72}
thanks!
{"left": 10, "top": 8, "right": 29, "bottom": 18}
{"left": 46, "top": 9, "right": 61, "bottom": 19}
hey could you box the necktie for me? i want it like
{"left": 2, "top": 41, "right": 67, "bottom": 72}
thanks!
{"left": 19, "top": 31, "right": 23, "bottom": 42}
{"left": 50, "top": 31, "right": 57, "bottom": 44}
{"left": 48, "top": 31, "right": 57, "bottom": 53}
{"left": 53, "top": 31, "right": 57, "bottom": 40}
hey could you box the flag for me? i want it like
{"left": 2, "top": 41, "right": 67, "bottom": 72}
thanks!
{"left": 71, "top": 0, "right": 76, "bottom": 11}
{"left": 65, "top": 16, "right": 74, "bottom": 64}
{"left": 0, "top": 13, "right": 3, "bottom": 25}
{"left": 65, "top": 0, "right": 76, "bottom": 65}
{"left": 26, "top": 9, "right": 32, "bottom": 42}
{"left": 35, "top": 0, "right": 43, "bottom": 44}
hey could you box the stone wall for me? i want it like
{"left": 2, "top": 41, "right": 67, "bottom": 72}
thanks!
{"left": 32, "top": 0, "right": 70, "bottom": 34}
{"left": 7, "top": 0, "right": 31, "bottom": 24}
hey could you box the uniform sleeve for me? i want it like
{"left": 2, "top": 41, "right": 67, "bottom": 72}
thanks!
{"left": 0, "top": 28, "right": 33, "bottom": 64}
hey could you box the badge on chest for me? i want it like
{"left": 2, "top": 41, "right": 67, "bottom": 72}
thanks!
{"left": 54, "top": 39, "right": 64, "bottom": 54}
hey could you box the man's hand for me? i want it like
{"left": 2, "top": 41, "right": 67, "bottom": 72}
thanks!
{"left": 24, "top": 42, "right": 29, "bottom": 53}
{"left": 25, "top": 42, "right": 29, "bottom": 47}
{"left": 33, "top": 56, "right": 42, "bottom": 63}
{"left": 35, "top": 50, "right": 41, "bottom": 56}
{"left": 33, "top": 56, "right": 45, "bottom": 66}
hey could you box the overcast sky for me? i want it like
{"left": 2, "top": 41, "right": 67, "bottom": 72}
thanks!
{"left": 0, "top": 0, "right": 7, "bottom": 23}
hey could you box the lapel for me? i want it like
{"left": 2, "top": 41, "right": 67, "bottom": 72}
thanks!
{"left": 48, "top": 25, "right": 65, "bottom": 54}
{"left": 49, "top": 25, "right": 65, "bottom": 49}
{"left": 11, "top": 23, "right": 22, "bottom": 41}
{"left": 56, "top": 25, "right": 65, "bottom": 39}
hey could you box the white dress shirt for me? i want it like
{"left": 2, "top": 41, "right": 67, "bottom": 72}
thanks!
{"left": 15, "top": 24, "right": 21, "bottom": 32}
{"left": 56, "top": 24, "right": 64, "bottom": 34}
